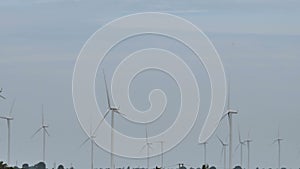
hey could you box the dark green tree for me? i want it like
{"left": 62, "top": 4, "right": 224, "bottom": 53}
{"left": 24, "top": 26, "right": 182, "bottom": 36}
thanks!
{"left": 22, "top": 164, "right": 29, "bottom": 169}
{"left": 0, "top": 161, "right": 15, "bottom": 169}
{"left": 0, "top": 161, "right": 7, "bottom": 169}
{"left": 34, "top": 162, "right": 46, "bottom": 169}
{"left": 57, "top": 165, "right": 64, "bottom": 169}
{"left": 234, "top": 166, "right": 242, "bottom": 169}
{"left": 202, "top": 164, "right": 209, "bottom": 169}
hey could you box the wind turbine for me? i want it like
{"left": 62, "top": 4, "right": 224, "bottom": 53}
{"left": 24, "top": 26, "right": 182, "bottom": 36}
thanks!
{"left": 199, "top": 141, "right": 208, "bottom": 165}
{"left": 244, "top": 132, "right": 252, "bottom": 169}
{"left": 140, "top": 126, "right": 153, "bottom": 169}
{"left": 80, "top": 134, "right": 96, "bottom": 169}
{"left": 235, "top": 127, "right": 245, "bottom": 167}
{"left": 93, "top": 70, "right": 125, "bottom": 169}
{"left": 0, "top": 99, "right": 15, "bottom": 165}
{"left": 0, "top": 88, "right": 6, "bottom": 99}
{"left": 273, "top": 128, "right": 283, "bottom": 169}
{"left": 222, "top": 79, "right": 238, "bottom": 169}
{"left": 155, "top": 141, "right": 165, "bottom": 169}
{"left": 80, "top": 113, "right": 97, "bottom": 169}
{"left": 32, "top": 105, "right": 50, "bottom": 162}
{"left": 217, "top": 136, "right": 228, "bottom": 169}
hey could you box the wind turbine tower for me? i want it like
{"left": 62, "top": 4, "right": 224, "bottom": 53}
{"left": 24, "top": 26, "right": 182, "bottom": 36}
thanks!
{"left": 0, "top": 99, "right": 15, "bottom": 165}
{"left": 141, "top": 127, "right": 153, "bottom": 169}
{"left": 273, "top": 129, "right": 283, "bottom": 169}
{"left": 80, "top": 135, "right": 96, "bottom": 169}
{"left": 32, "top": 105, "right": 50, "bottom": 162}
{"left": 235, "top": 127, "right": 245, "bottom": 167}
{"left": 81, "top": 111, "right": 98, "bottom": 169}
{"left": 223, "top": 80, "right": 238, "bottom": 169}
{"left": 199, "top": 141, "right": 208, "bottom": 165}
{"left": 155, "top": 141, "right": 165, "bottom": 168}
{"left": 244, "top": 132, "right": 252, "bottom": 169}
{"left": 217, "top": 136, "right": 228, "bottom": 169}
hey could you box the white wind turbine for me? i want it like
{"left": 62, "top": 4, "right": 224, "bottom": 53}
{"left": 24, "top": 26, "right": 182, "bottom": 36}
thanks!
{"left": 222, "top": 79, "right": 238, "bottom": 169}
{"left": 32, "top": 105, "right": 50, "bottom": 162}
{"left": 235, "top": 127, "right": 245, "bottom": 168}
{"left": 273, "top": 128, "right": 283, "bottom": 169}
{"left": 0, "top": 99, "right": 16, "bottom": 165}
{"left": 218, "top": 136, "right": 228, "bottom": 169}
{"left": 93, "top": 71, "right": 125, "bottom": 169}
{"left": 80, "top": 115, "right": 97, "bottom": 169}
{"left": 155, "top": 141, "right": 165, "bottom": 169}
{"left": 199, "top": 141, "right": 208, "bottom": 165}
{"left": 140, "top": 127, "right": 153, "bottom": 169}
{"left": 244, "top": 132, "right": 252, "bottom": 169}
{"left": 80, "top": 133, "right": 96, "bottom": 169}
{"left": 0, "top": 88, "right": 6, "bottom": 100}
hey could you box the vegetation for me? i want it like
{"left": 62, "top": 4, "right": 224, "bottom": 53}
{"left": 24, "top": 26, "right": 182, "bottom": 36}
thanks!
{"left": 0, "top": 161, "right": 13, "bottom": 169}
{"left": 57, "top": 165, "right": 64, "bottom": 169}
{"left": 0, "top": 161, "right": 70, "bottom": 169}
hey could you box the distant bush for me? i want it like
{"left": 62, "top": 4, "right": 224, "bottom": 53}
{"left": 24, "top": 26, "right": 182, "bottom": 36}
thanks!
{"left": 234, "top": 166, "right": 242, "bottom": 169}
{"left": 57, "top": 165, "right": 64, "bottom": 169}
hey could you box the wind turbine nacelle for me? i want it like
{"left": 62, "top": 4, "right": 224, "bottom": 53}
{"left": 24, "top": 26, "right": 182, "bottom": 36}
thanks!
{"left": 245, "top": 140, "right": 253, "bottom": 143}
{"left": 110, "top": 107, "right": 119, "bottom": 111}
{"left": 0, "top": 116, "right": 13, "bottom": 120}
{"left": 227, "top": 109, "right": 238, "bottom": 114}
{"left": 7, "top": 117, "right": 14, "bottom": 120}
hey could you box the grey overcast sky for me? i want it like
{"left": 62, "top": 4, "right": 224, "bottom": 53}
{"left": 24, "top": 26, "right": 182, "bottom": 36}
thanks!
{"left": 0, "top": 0, "right": 300, "bottom": 169}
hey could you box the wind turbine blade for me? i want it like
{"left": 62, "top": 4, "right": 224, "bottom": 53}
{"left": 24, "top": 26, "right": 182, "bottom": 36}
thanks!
{"left": 45, "top": 129, "right": 50, "bottom": 136}
{"left": 0, "top": 116, "right": 7, "bottom": 119}
{"left": 145, "top": 126, "right": 149, "bottom": 143}
{"left": 79, "top": 137, "right": 90, "bottom": 148}
{"left": 220, "top": 112, "right": 228, "bottom": 121}
{"left": 103, "top": 70, "right": 111, "bottom": 108}
{"left": 149, "top": 144, "right": 154, "bottom": 150}
{"left": 235, "top": 144, "right": 240, "bottom": 152}
{"left": 31, "top": 127, "right": 43, "bottom": 138}
{"left": 116, "top": 111, "right": 126, "bottom": 117}
{"left": 0, "top": 88, "right": 5, "bottom": 99}
{"left": 217, "top": 136, "right": 224, "bottom": 145}
{"left": 92, "top": 109, "right": 110, "bottom": 135}
{"left": 248, "top": 130, "right": 251, "bottom": 140}
{"left": 238, "top": 125, "right": 242, "bottom": 143}
{"left": 89, "top": 114, "right": 92, "bottom": 136}
{"left": 278, "top": 126, "right": 280, "bottom": 139}
{"left": 139, "top": 144, "right": 147, "bottom": 153}
{"left": 9, "top": 99, "right": 16, "bottom": 116}
{"left": 220, "top": 147, "right": 224, "bottom": 163}
{"left": 93, "top": 140, "right": 102, "bottom": 149}
{"left": 0, "top": 95, "right": 5, "bottom": 100}
{"left": 42, "top": 105, "right": 44, "bottom": 126}
{"left": 227, "top": 76, "right": 231, "bottom": 110}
